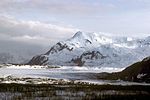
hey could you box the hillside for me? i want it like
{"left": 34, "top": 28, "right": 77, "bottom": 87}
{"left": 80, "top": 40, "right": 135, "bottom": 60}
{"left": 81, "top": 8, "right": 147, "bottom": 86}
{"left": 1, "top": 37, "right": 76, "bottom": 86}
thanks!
{"left": 98, "top": 56, "right": 150, "bottom": 83}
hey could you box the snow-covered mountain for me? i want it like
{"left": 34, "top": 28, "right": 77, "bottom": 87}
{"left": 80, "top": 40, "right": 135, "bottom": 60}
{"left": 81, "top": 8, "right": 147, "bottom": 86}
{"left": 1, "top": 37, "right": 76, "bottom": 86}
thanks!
{"left": 28, "top": 31, "right": 150, "bottom": 68}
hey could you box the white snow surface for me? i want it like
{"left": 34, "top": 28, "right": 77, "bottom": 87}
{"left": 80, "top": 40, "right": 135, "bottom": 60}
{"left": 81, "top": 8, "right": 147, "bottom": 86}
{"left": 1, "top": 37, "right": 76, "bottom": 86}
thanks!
{"left": 137, "top": 73, "right": 147, "bottom": 79}
{"left": 0, "top": 65, "right": 123, "bottom": 84}
{"left": 34, "top": 31, "right": 150, "bottom": 68}
{"left": 0, "top": 65, "right": 149, "bottom": 85}
{"left": 0, "top": 65, "right": 124, "bottom": 78}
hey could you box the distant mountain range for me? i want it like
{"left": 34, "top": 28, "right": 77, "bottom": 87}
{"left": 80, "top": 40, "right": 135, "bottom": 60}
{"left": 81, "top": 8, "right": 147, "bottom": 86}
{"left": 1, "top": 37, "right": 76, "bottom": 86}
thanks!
{"left": 28, "top": 31, "right": 150, "bottom": 68}
{"left": 0, "top": 52, "right": 28, "bottom": 64}
{"left": 0, "top": 40, "right": 45, "bottom": 64}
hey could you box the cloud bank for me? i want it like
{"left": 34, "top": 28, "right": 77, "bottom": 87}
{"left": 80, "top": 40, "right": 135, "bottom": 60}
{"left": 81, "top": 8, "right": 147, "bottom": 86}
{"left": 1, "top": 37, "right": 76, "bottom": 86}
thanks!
{"left": 0, "top": 16, "right": 78, "bottom": 46}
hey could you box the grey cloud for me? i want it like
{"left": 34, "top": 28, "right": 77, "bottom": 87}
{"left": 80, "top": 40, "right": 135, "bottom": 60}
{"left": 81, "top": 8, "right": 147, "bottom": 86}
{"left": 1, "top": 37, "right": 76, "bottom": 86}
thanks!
{"left": 0, "top": 16, "right": 78, "bottom": 45}
{"left": 0, "top": 0, "right": 116, "bottom": 16}
{"left": 1, "top": 0, "right": 150, "bottom": 18}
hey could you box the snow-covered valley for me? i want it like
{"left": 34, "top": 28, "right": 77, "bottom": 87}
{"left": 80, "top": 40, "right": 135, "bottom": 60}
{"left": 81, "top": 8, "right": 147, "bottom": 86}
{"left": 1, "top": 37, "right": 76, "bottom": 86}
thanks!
{"left": 0, "top": 64, "right": 123, "bottom": 81}
{"left": 0, "top": 64, "right": 150, "bottom": 86}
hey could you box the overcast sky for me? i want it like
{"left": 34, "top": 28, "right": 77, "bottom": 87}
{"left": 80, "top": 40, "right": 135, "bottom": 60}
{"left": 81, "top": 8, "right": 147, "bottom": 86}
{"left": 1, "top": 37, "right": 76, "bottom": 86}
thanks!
{"left": 0, "top": 0, "right": 150, "bottom": 47}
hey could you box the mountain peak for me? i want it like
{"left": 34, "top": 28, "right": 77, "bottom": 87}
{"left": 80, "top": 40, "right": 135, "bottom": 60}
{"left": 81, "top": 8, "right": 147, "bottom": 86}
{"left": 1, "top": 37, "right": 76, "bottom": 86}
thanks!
{"left": 72, "top": 31, "right": 85, "bottom": 39}
{"left": 67, "top": 31, "right": 113, "bottom": 47}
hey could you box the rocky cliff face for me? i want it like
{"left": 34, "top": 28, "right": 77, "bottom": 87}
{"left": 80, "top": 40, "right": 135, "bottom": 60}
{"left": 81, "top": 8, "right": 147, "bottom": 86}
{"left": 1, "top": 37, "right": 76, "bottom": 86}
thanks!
{"left": 28, "top": 55, "right": 48, "bottom": 65}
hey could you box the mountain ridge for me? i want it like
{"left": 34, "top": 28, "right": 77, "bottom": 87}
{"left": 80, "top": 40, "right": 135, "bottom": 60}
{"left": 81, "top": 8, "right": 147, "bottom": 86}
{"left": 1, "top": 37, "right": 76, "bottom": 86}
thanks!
{"left": 28, "top": 31, "right": 150, "bottom": 67}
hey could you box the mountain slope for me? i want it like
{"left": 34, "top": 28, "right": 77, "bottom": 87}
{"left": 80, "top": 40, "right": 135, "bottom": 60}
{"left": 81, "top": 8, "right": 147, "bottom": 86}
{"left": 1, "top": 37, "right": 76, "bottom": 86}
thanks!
{"left": 98, "top": 56, "right": 150, "bottom": 83}
{"left": 28, "top": 31, "right": 150, "bottom": 67}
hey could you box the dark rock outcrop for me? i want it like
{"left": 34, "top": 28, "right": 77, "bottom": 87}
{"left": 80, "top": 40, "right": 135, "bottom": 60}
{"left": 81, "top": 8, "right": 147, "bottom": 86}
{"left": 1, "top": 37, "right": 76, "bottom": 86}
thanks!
{"left": 27, "top": 55, "right": 48, "bottom": 65}
{"left": 71, "top": 51, "right": 106, "bottom": 66}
